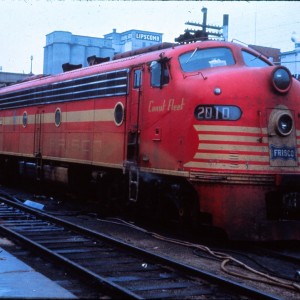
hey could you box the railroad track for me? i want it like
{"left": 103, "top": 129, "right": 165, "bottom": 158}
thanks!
{"left": 0, "top": 195, "right": 279, "bottom": 299}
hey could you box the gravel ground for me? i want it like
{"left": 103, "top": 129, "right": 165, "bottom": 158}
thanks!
{"left": 58, "top": 211, "right": 300, "bottom": 300}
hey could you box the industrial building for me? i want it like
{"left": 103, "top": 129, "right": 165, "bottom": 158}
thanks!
{"left": 280, "top": 32, "right": 300, "bottom": 79}
{"left": 0, "top": 72, "right": 33, "bottom": 88}
{"left": 43, "top": 29, "right": 163, "bottom": 75}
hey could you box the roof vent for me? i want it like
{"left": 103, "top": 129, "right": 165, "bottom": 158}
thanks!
{"left": 62, "top": 63, "right": 82, "bottom": 72}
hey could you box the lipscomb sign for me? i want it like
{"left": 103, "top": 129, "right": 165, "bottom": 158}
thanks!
{"left": 135, "top": 33, "right": 161, "bottom": 42}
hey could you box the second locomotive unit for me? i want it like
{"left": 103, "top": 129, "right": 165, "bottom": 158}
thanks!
{"left": 1, "top": 40, "right": 300, "bottom": 240}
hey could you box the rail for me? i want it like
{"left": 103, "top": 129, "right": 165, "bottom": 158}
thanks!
{"left": 0, "top": 195, "right": 279, "bottom": 299}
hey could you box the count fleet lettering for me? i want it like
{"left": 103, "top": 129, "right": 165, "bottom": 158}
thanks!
{"left": 148, "top": 99, "right": 185, "bottom": 112}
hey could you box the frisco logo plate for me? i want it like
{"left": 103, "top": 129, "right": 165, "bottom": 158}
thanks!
{"left": 270, "top": 144, "right": 297, "bottom": 161}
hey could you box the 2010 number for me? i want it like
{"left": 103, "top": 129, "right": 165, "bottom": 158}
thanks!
{"left": 194, "top": 105, "right": 241, "bottom": 121}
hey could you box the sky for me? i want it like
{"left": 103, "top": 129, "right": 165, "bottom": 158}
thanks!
{"left": 1, "top": 0, "right": 300, "bottom": 75}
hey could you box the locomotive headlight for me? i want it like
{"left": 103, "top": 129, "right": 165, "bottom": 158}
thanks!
{"left": 276, "top": 113, "right": 293, "bottom": 136}
{"left": 272, "top": 66, "right": 292, "bottom": 93}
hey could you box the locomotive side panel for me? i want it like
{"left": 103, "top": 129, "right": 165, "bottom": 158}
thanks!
{"left": 41, "top": 103, "right": 67, "bottom": 159}
{"left": 37, "top": 97, "right": 126, "bottom": 166}
{"left": 2, "top": 109, "right": 20, "bottom": 154}
{"left": 65, "top": 100, "right": 95, "bottom": 162}
{"left": 93, "top": 95, "right": 125, "bottom": 165}
{"left": 137, "top": 59, "right": 191, "bottom": 172}
{"left": 25, "top": 110, "right": 41, "bottom": 156}
{"left": 139, "top": 97, "right": 188, "bottom": 170}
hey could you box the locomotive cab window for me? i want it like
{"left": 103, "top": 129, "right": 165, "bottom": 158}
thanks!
{"left": 179, "top": 47, "right": 235, "bottom": 72}
{"left": 242, "top": 51, "right": 271, "bottom": 67}
{"left": 22, "top": 111, "right": 28, "bottom": 128}
{"left": 134, "top": 69, "right": 142, "bottom": 88}
{"left": 150, "top": 60, "right": 169, "bottom": 88}
{"left": 55, "top": 108, "right": 62, "bottom": 127}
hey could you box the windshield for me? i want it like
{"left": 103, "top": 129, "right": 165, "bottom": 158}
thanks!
{"left": 242, "top": 50, "right": 271, "bottom": 67}
{"left": 179, "top": 47, "right": 235, "bottom": 72}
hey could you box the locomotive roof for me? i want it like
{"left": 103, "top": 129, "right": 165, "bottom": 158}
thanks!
{"left": 0, "top": 40, "right": 266, "bottom": 94}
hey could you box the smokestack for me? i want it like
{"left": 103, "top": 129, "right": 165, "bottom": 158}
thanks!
{"left": 201, "top": 7, "right": 207, "bottom": 34}
{"left": 223, "top": 14, "right": 229, "bottom": 41}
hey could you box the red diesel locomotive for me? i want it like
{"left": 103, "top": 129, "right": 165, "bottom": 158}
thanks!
{"left": 1, "top": 40, "right": 300, "bottom": 240}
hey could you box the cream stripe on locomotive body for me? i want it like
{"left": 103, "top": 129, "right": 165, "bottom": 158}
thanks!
{"left": 0, "top": 109, "right": 115, "bottom": 126}
{"left": 184, "top": 124, "right": 300, "bottom": 172}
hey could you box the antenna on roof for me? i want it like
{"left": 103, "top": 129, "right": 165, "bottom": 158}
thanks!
{"left": 30, "top": 55, "right": 33, "bottom": 75}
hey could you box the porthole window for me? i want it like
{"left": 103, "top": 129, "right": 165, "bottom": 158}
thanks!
{"left": 55, "top": 108, "right": 62, "bottom": 127}
{"left": 22, "top": 111, "right": 28, "bottom": 128}
{"left": 114, "top": 102, "right": 124, "bottom": 126}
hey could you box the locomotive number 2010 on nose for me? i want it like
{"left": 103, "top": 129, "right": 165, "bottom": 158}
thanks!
{"left": 194, "top": 105, "right": 242, "bottom": 121}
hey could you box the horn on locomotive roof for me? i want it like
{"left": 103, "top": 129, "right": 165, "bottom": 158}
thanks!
{"left": 87, "top": 56, "right": 110, "bottom": 66}
{"left": 62, "top": 63, "right": 82, "bottom": 72}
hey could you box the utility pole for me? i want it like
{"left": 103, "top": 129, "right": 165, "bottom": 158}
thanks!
{"left": 175, "top": 7, "right": 229, "bottom": 44}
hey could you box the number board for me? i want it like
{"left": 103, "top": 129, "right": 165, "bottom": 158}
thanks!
{"left": 194, "top": 105, "right": 242, "bottom": 121}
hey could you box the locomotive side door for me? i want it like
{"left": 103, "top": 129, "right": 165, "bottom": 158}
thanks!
{"left": 34, "top": 109, "right": 43, "bottom": 156}
{"left": 126, "top": 67, "right": 143, "bottom": 162}
{"left": 126, "top": 67, "right": 143, "bottom": 203}
{"left": 33, "top": 108, "right": 44, "bottom": 178}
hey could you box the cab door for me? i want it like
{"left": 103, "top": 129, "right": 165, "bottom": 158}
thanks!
{"left": 126, "top": 67, "right": 143, "bottom": 162}
{"left": 34, "top": 108, "right": 44, "bottom": 157}
{"left": 33, "top": 108, "right": 44, "bottom": 179}
{"left": 126, "top": 67, "right": 143, "bottom": 203}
